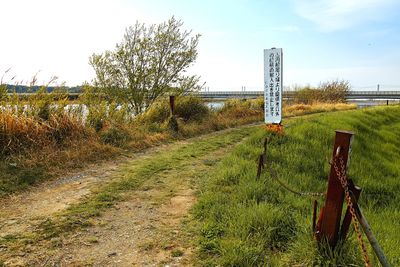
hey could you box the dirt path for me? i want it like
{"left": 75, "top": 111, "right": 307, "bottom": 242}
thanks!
{"left": 0, "top": 162, "right": 120, "bottom": 238}
{"left": 0, "top": 126, "right": 254, "bottom": 266}
{"left": 32, "top": 148, "right": 229, "bottom": 267}
{"left": 0, "top": 139, "right": 196, "bottom": 239}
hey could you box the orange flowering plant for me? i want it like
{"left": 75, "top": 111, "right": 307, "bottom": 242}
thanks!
{"left": 264, "top": 123, "right": 284, "bottom": 135}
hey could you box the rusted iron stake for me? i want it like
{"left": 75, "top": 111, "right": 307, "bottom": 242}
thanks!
{"left": 339, "top": 179, "right": 361, "bottom": 241}
{"left": 316, "top": 130, "right": 354, "bottom": 247}
{"left": 351, "top": 195, "right": 391, "bottom": 267}
{"left": 256, "top": 154, "right": 264, "bottom": 180}
{"left": 169, "top": 95, "right": 175, "bottom": 115}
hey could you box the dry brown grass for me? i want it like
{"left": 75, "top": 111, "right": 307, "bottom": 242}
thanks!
{"left": 128, "top": 131, "right": 171, "bottom": 151}
{"left": 283, "top": 102, "right": 357, "bottom": 117}
{"left": 0, "top": 111, "right": 89, "bottom": 157}
{"left": 177, "top": 113, "right": 262, "bottom": 137}
{"left": 0, "top": 109, "right": 117, "bottom": 195}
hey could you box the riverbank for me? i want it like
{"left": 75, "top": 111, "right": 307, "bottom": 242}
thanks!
{"left": 0, "top": 97, "right": 357, "bottom": 197}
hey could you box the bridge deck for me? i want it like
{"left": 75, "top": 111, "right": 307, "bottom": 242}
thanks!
{"left": 196, "top": 91, "right": 400, "bottom": 100}
{"left": 9, "top": 90, "right": 400, "bottom": 100}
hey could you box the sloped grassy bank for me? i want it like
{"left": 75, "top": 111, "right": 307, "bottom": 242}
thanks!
{"left": 193, "top": 105, "right": 400, "bottom": 266}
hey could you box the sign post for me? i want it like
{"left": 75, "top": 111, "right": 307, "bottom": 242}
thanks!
{"left": 264, "top": 48, "right": 283, "bottom": 124}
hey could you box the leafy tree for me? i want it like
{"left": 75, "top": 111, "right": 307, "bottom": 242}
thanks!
{"left": 89, "top": 17, "right": 201, "bottom": 115}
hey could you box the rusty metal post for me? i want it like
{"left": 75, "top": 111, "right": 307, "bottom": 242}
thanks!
{"left": 169, "top": 95, "right": 175, "bottom": 115}
{"left": 339, "top": 179, "right": 361, "bottom": 241}
{"left": 316, "top": 130, "right": 354, "bottom": 247}
{"left": 353, "top": 200, "right": 391, "bottom": 267}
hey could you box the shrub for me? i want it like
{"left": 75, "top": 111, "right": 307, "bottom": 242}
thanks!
{"left": 293, "top": 86, "right": 321, "bottom": 104}
{"left": 222, "top": 99, "right": 250, "bottom": 110}
{"left": 252, "top": 97, "right": 264, "bottom": 110}
{"left": 140, "top": 96, "right": 210, "bottom": 123}
{"left": 319, "top": 80, "right": 350, "bottom": 102}
{"left": 175, "top": 96, "right": 209, "bottom": 122}
{"left": 166, "top": 116, "right": 179, "bottom": 132}
{"left": 100, "top": 124, "right": 131, "bottom": 147}
{"left": 293, "top": 80, "right": 350, "bottom": 104}
{"left": 220, "top": 99, "right": 262, "bottom": 119}
{"left": 86, "top": 102, "right": 108, "bottom": 132}
{"left": 139, "top": 100, "right": 170, "bottom": 123}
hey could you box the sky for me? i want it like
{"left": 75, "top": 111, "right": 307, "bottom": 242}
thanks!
{"left": 1, "top": 0, "right": 400, "bottom": 91}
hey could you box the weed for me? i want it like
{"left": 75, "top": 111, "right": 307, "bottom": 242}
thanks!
{"left": 100, "top": 124, "right": 131, "bottom": 147}
{"left": 171, "top": 249, "right": 184, "bottom": 257}
{"left": 175, "top": 96, "right": 209, "bottom": 122}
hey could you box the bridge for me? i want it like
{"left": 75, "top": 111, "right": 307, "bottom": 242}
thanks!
{"left": 196, "top": 91, "right": 400, "bottom": 100}
{"left": 10, "top": 90, "right": 400, "bottom": 100}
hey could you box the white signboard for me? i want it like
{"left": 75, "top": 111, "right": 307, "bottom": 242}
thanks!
{"left": 264, "top": 48, "right": 282, "bottom": 124}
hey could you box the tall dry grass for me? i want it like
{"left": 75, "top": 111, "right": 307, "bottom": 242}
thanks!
{"left": 283, "top": 102, "right": 357, "bottom": 117}
{"left": 0, "top": 111, "right": 89, "bottom": 157}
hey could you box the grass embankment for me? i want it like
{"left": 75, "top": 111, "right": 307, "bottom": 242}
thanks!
{"left": 194, "top": 105, "right": 400, "bottom": 266}
{"left": 0, "top": 125, "right": 255, "bottom": 263}
{"left": 0, "top": 91, "right": 355, "bottom": 197}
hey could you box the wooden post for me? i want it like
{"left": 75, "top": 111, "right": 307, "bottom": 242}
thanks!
{"left": 169, "top": 95, "right": 175, "bottom": 115}
{"left": 316, "top": 130, "right": 354, "bottom": 247}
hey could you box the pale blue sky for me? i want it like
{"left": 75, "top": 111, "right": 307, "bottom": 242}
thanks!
{"left": 1, "top": 0, "right": 399, "bottom": 90}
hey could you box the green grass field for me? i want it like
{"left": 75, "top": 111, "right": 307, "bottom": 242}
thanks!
{"left": 194, "top": 105, "right": 400, "bottom": 266}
